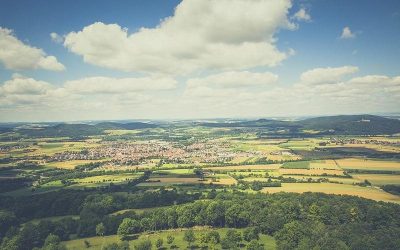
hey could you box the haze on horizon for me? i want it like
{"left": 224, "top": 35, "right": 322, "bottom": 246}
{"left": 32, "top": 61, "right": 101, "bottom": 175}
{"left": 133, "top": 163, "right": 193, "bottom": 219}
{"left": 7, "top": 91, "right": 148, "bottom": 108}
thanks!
{"left": 0, "top": 0, "right": 399, "bottom": 122}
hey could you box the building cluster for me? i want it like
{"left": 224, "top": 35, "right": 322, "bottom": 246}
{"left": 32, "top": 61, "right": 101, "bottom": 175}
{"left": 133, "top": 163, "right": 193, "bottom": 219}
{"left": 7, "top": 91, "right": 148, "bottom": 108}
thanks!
{"left": 47, "top": 140, "right": 260, "bottom": 165}
{"left": 327, "top": 137, "right": 400, "bottom": 146}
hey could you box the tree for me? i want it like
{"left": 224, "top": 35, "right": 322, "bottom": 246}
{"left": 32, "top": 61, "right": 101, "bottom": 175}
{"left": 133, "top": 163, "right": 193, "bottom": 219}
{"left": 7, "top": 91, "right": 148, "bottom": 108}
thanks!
{"left": 167, "top": 235, "right": 175, "bottom": 245}
{"left": 0, "top": 210, "right": 17, "bottom": 239}
{"left": 184, "top": 229, "right": 196, "bottom": 247}
{"left": 275, "top": 221, "right": 309, "bottom": 250}
{"left": 101, "top": 241, "right": 130, "bottom": 250}
{"left": 44, "top": 234, "right": 61, "bottom": 246}
{"left": 156, "top": 238, "right": 163, "bottom": 249}
{"left": 246, "top": 240, "right": 264, "bottom": 250}
{"left": 221, "top": 229, "right": 241, "bottom": 249}
{"left": 243, "top": 227, "right": 259, "bottom": 242}
{"left": 41, "top": 234, "right": 67, "bottom": 250}
{"left": 134, "top": 240, "right": 152, "bottom": 250}
{"left": 117, "top": 218, "right": 140, "bottom": 240}
{"left": 206, "top": 231, "right": 220, "bottom": 249}
{"left": 96, "top": 223, "right": 106, "bottom": 236}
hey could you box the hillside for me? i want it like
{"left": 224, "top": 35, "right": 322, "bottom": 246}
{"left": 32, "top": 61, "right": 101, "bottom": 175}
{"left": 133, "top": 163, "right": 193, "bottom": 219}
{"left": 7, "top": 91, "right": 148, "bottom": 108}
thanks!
{"left": 299, "top": 115, "right": 400, "bottom": 135}
{"left": 96, "top": 122, "right": 157, "bottom": 130}
{"left": 17, "top": 122, "right": 158, "bottom": 138}
{"left": 200, "top": 115, "right": 400, "bottom": 135}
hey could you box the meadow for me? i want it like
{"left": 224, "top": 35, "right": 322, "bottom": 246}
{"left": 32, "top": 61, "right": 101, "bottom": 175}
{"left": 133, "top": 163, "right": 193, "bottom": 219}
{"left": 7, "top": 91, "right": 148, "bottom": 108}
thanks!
{"left": 63, "top": 227, "right": 276, "bottom": 250}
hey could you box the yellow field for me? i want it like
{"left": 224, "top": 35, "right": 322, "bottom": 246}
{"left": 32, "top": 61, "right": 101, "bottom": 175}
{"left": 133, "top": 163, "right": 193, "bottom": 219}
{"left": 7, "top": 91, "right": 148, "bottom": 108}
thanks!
{"left": 242, "top": 177, "right": 269, "bottom": 182}
{"left": 342, "top": 144, "right": 400, "bottom": 153}
{"left": 279, "top": 168, "right": 344, "bottom": 176}
{"left": 351, "top": 174, "right": 400, "bottom": 186}
{"left": 210, "top": 175, "right": 238, "bottom": 185}
{"left": 45, "top": 159, "right": 108, "bottom": 169}
{"left": 336, "top": 158, "right": 400, "bottom": 171}
{"left": 309, "top": 160, "right": 341, "bottom": 170}
{"left": 205, "top": 164, "right": 281, "bottom": 171}
{"left": 282, "top": 175, "right": 363, "bottom": 184}
{"left": 262, "top": 183, "right": 400, "bottom": 203}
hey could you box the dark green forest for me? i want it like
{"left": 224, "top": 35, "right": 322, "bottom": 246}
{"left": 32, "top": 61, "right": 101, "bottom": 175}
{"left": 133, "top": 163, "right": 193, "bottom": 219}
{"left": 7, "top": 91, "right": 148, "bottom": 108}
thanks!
{"left": 1, "top": 190, "right": 399, "bottom": 250}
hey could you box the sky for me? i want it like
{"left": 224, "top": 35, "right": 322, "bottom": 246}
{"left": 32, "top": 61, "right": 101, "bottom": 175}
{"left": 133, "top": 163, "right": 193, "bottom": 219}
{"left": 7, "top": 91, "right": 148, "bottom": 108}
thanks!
{"left": 0, "top": 0, "right": 399, "bottom": 122}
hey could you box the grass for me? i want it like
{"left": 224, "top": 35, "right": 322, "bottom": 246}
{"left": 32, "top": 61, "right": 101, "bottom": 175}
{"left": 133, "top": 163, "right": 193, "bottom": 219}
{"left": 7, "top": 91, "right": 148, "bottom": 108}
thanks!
{"left": 23, "top": 215, "right": 79, "bottom": 225}
{"left": 69, "top": 173, "right": 142, "bottom": 187}
{"left": 111, "top": 206, "right": 172, "bottom": 216}
{"left": 45, "top": 159, "right": 109, "bottom": 169}
{"left": 62, "top": 227, "right": 276, "bottom": 250}
{"left": 262, "top": 183, "right": 400, "bottom": 203}
{"left": 281, "top": 161, "right": 310, "bottom": 169}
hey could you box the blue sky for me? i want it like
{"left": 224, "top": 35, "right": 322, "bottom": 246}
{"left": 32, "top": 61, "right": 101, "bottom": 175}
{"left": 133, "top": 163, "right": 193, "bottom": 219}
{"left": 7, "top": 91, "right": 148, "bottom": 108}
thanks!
{"left": 0, "top": 0, "right": 399, "bottom": 121}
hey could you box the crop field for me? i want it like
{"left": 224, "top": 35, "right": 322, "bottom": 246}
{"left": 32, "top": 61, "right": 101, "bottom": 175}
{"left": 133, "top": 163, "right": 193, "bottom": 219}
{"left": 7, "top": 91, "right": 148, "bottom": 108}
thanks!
{"left": 204, "top": 164, "right": 281, "bottom": 171}
{"left": 26, "top": 141, "right": 99, "bottom": 156}
{"left": 279, "top": 168, "right": 345, "bottom": 176}
{"left": 138, "top": 177, "right": 205, "bottom": 186}
{"left": 281, "top": 161, "right": 310, "bottom": 169}
{"left": 309, "top": 160, "right": 341, "bottom": 170}
{"left": 45, "top": 159, "right": 109, "bottom": 169}
{"left": 279, "top": 139, "right": 322, "bottom": 151}
{"left": 62, "top": 227, "right": 276, "bottom": 250}
{"left": 336, "top": 158, "right": 400, "bottom": 171}
{"left": 351, "top": 174, "right": 400, "bottom": 186}
{"left": 69, "top": 173, "right": 142, "bottom": 187}
{"left": 262, "top": 183, "right": 400, "bottom": 203}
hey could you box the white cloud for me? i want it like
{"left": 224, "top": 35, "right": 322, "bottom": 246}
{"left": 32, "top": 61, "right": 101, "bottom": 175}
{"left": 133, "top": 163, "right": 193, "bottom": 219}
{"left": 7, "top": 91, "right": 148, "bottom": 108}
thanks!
{"left": 64, "top": 0, "right": 295, "bottom": 75}
{"left": 0, "top": 27, "right": 65, "bottom": 71}
{"left": 187, "top": 71, "right": 278, "bottom": 89}
{"left": 293, "top": 8, "right": 311, "bottom": 21}
{"left": 0, "top": 74, "right": 177, "bottom": 109}
{"left": 300, "top": 66, "right": 359, "bottom": 85}
{"left": 50, "top": 32, "right": 64, "bottom": 44}
{"left": 64, "top": 76, "right": 177, "bottom": 94}
{"left": 0, "top": 75, "right": 53, "bottom": 95}
{"left": 340, "top": 26, "right": 356, "bottom": 39}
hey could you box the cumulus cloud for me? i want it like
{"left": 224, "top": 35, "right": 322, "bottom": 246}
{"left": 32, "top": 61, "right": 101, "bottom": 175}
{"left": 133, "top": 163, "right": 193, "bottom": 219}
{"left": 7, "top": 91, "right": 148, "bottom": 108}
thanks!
{"left": 0, "top": 75, "right": 53, "bottom": 95}
{"left": 187, "top": 71, "right": 278, "bottom": 89}
{"left": 64, "top": 0, "right": 295, "bottom": 74}
{"left": 0, "top": 27, "right": 65, "bottom": 71}
{"left": 0, "top": 74, "right": 177, "bottom": 109}
{"left": 340, "top": 26, "right": 356, "bottom": 39}
{"left": 293, "top": 8, "right": 311, "bottom": 21}
{"left": 300, "top": 66, "right": 359, "bottom": 85}
{"left": 64, "top": 76, "right": 177, "bottom": 94}
{"left": 50, "top": 32, "right": 64, "bottom": 43}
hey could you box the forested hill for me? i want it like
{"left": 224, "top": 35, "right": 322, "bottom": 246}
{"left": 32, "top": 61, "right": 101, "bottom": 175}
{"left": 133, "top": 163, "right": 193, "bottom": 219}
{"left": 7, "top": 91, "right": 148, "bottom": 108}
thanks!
{"left": 96, "top": 122, "right": 157, "bottom": 130}
{"left": 200, "top": 115, "right": 400, "bottom": 135}
{"left": 17, "top": 122, "right": 158, "bottom": 138}
{"left": 298, "top": 115, "right": 400, "bottom": 135}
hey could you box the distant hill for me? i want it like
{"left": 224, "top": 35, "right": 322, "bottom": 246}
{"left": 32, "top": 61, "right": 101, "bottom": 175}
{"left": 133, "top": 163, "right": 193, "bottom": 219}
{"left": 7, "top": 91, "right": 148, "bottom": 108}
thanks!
{"left": 17, "top": 121, "right": 158, "bottom": 138}
{"left": 18, "top": 124, "right": 104, "bottom": 138}
{"left": 298, "top": 115, "right": 400, "bottom": 135}
{"left": 200, "top": 119, "right": 294, "bottom": 128}
{"left": 96, "top": 122, "right": 157, "bottom": 130}
{"left": 200, "top": 115, "right": 400, "bottom": 135}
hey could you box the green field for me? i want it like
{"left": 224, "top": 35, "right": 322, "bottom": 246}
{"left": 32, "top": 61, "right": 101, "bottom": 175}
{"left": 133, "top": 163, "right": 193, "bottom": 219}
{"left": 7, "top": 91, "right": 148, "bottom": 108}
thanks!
{"left": 63, "top": 227, "right": 276, "bottom": 250}
{"left": 281, "top": 161, "right": 310, "bottom": 169}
